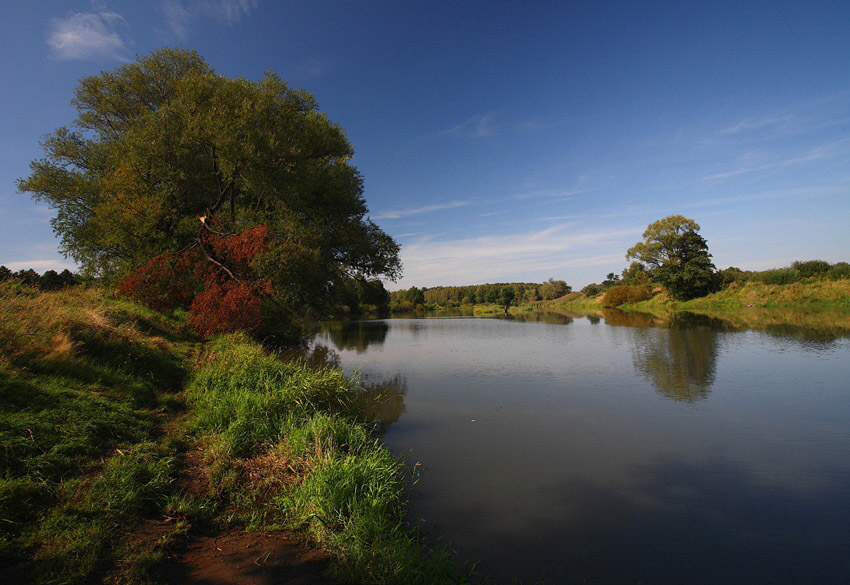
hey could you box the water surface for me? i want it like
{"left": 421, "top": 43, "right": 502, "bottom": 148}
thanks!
{"left": 309, "top": 310, "right": 850, "bottom": 584}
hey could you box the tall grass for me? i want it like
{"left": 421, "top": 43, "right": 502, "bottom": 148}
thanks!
{"left": 0, "top": 284, "right": 190, "bottom": 581}
{"left": 186, "top": 334, "right": 480, "bottom": 584}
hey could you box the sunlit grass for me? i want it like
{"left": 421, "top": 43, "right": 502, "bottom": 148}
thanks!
{"left": 186, "top": 334, "right": 483, "bottom": 584}
{"left": 0, "top": 283, "right": 192, "bottom": 581}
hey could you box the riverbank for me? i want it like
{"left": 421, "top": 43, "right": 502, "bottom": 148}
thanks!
{"left": 0, "top": 284, "right": 478, "bottom": 584}
{"left": 534, "top": 278, "right": 850, "bottom": 313}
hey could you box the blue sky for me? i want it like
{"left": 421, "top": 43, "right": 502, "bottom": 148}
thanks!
{"left": 2, "top": 1, "right": 849, "bottom": 289}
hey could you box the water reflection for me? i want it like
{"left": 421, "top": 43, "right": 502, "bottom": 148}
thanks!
{"left": 501, "top": 312, "right": 574, "bottom": 325}
{"left": 630, "top": 313, "right": 724, "bottom": 402}
{"left": 321, "top": 320, "right": 389, "bottom": 353}
{"left": 312, "top": 311, "right": 850, "bottom": 585}
{"left": 356, "top": 373, "right": 408, "bottom": 433}
{"left": 702, "top": 307, "right": 850, "bottom": 344}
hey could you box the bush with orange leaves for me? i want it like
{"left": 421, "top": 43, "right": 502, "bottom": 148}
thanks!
{"left": 602, "top": 284, "right": 653, "bottom": 307}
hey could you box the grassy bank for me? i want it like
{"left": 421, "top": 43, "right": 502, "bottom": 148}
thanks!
{"left": 634, "top": 279, "right": 850, "bottom": 309}
{"left": 0, "top": 284, "right": 192, "bottom": 582}
{"left": 186, "top": 334, "right": 477, "bottom": 584}
{"left": 529, "top": 279, "right": 850, "bottom": 313}
{"left": 0, "top": 284, "right": 478, "bottom": 584}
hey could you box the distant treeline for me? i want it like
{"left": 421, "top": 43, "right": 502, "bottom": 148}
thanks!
{"left": 581, "top": 259, "right": 850, "bottom": 298}
{"left": 390, "top": 279, "right": 570, "bottom": 310}
{"left": 0, "top": 266, "right": 81, "bottom": 291}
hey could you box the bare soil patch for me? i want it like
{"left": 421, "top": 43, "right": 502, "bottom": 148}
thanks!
{"left": 161, "top": 529, "right": 347, "bottom": 585}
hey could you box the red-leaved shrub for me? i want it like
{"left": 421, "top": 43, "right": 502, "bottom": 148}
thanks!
{"left": 206, "top": 224, "right": 270, "bottom": 272}
{"left": 188, "top": 279, "right": 272, "bottom": 337}
{"left": 118, "top": 223, "right": 278, "bottom": 336}
{"left": 116, "top": 250, "right": 207, "bottom": 312}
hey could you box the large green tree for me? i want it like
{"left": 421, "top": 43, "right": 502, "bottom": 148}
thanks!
{"left": 626, "top": 215, "right": 719, "bottom": 300}
{"left": 19, "top": 48, "right": 400, "bottom": 333}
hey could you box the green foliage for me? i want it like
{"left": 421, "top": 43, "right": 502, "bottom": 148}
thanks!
{"left": 718, "top": 266, "right": 750, "bottom": 286}
{"left": 0, "top": 287, "right": 191, "bottom": 579}
{"left": 405, "top": 286, "right": 426, "bottom": 306}
{"left": 621, "top": 262, "right": 651, "bottom": 287}
{"left": 18, "top": 48, "right": 400, "bottom": 331}
{"left": 626, "top": 215, "right": 701, "bottom": 270}
{"left": 391, "top": 279, "right": 571, "bottom": 309}
{"left": 30, "top": 443, "right": 174, "bottom": 584}
{"left": 760, "top": 267, "right": 801, "bottom": 285}
{"left": 581, "top": 282, "right": 604, "bottom": 297}
{"left": 717, "top": 262, "right": 848, "bottom": 287}
{"left": 187, "top": 334, "right": 359, "bottom": 457}
{"left": 829, "top": 262, "right": 850, "bottom": 280}
{"left": 187, "top": 334, "right": 479, "bottom": 584}
{"left": 0, "top": 266, "right": 80, "bottom": 290}
{"left": 338, "top": 277, "right": 390, "bottom": 314}
{"left": 627, "top": 215, "right": 719, "bottom": 300}
{"left": 792, "top": 259, "right": 832, "bottom": 278}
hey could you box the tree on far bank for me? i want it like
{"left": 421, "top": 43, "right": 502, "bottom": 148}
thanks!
{"left": 627, "top": 215, "right": 719, "bottom": 300}
{"left": 18, "top": 48, "right": 400, "bottom": 335}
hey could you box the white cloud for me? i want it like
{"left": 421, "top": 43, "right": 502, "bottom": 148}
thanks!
{"left": 373, "top": 200, "right": 472, "bottom": 220}
{"left": 47, "top": 10, "right": 129, "bottom": 61}
{"left": 1, "top": 260, "right": 77, "bottom": 273}
{"left": 161, "top": 0, "right": 257, "bottom": 39}
{"left": 395, "top": 225, "right": 640, "bottom": 287}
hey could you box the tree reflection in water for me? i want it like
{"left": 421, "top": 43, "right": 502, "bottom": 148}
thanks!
{"left": 623, "top": 311, "right": 728, "bottom": 402}
{"left": 281, "top": 338, "right": 408, "bottom": 433}
{"left": 356, "top": 373, "right": 408, "bottom": 433}
{"left": 502, "top": 312, "right": 574, "bottom": 325}
{"left": 322, "top": 320, "right": 389, "bottom": 353}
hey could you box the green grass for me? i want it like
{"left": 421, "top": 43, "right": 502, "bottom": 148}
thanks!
{"left": 185, "top": 333, "right": 482, "bottom": 584}
{"left": 0, "top": 284, "right": 194, "bottom": 582}
{"left": 0, "top": 284, "right": 501, "bottom": 584}
{"left": 629, "top": 279, "right": 850, "bottom": 310}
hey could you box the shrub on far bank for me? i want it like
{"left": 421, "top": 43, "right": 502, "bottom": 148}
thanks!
{"left": 829, "top": 262, "right": 850, "bottom": 280}
{"left": 792, "top": 259, "right": 831, "bottom": 279}
{"left": 602, "top": 285, "right": 652, "bottom": 307}
{"left": 759, "top": 267, "right": 801, "bottom": 285}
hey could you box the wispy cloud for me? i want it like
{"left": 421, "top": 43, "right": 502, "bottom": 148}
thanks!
{"left": 395, "top": 225, "right": 640, "bottom": 287}
{"left": 373, "top": 200, "right": 472, "bottom": 220}
{"left": 47, "top": 10, "right": 129, "bottom": 61}
{"left": 702, "top": 143, "right": 845, "bottom": 180}
{"left": 438, "top": 112, "right": 496, "bottom": 138}
{"left": 720, "top": 115, "right": 791, "bottom": 135}
{"left": 161, "top": 0, "right": 256, "bottom": 39}
{"left": 512, "top": 188, "right": 594, "bottom": 200}
{"left": 685, "top": 184, "right": 848, "bottom": 209}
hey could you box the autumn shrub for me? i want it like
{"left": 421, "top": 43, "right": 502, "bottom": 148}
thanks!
{"left": 188, "top": 280, "right": 272, "bottom": 337}
{"left": 118, "top": 223, "right": 278, "bottom": 336}
{"left": 602, "top": 284, "right": 652, "bottom": 306}
{"left": 116, "top": 250, "right": 206, "bottom": 313}
{"left": 206, "top": 224, "right": 271, "bottom": 271}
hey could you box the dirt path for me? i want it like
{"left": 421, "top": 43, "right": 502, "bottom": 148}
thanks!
{"left": 160, "top": 529, "right": 346, "bottom": 585}
{"left": 134, "top": 408, "right": 350, "bottom": 585}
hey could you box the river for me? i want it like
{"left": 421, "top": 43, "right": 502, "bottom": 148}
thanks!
{"left": 306, "top": 309, "right": 850, "bottom": 584}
